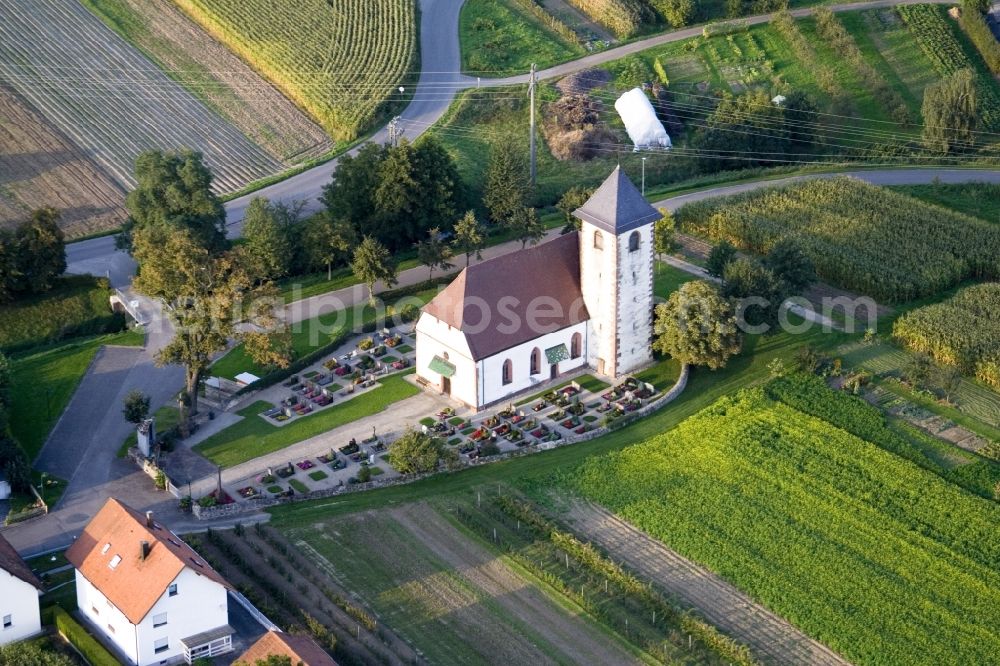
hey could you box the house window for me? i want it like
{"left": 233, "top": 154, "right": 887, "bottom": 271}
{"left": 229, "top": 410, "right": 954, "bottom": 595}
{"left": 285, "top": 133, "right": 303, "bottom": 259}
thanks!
{"left": 153, "top": 613, "right": 167, "bottom": 628}
{"left": 91, "top": 606, "right": 100, "bottom": 616}
{"left": 168, "top": 583, "right": 178, "bottom": 597}
{"left": 629, "top": 231, "right": 640, "bottom": 252}
{"left": 108, "top": 555, "right": 121, "bottom": 570}
{"left": 502, "top": 359, "right": 512, "bottom": 385}
{"left": 101, "top": 543, "right": 110, "bottom": 555}
{"left": 571, "top": 333, "right": 582, "bottom": 359}
{"left": 154, "top": 638, "right": 168, "bottom": 654}
{"left": 530, "top": 348, "right": 541, "bottom": 375}
{"left": 3, "top": 615, "right": 11, "bottom": 629}
{"left": 107, "top": 624, "right": 115, "bottom": 635}
{"left": 593, "top": 231, "right": 604, "bottom": 250}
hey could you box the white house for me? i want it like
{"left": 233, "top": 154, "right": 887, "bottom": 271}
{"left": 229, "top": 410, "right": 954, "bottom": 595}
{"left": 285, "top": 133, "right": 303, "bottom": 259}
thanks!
{"left": 416, "top": 166, "right": 657, "bottom": 410}
{"left": 66, "top": 498, "right": 234, "bottom": 665}
{"left": 0, "top": 532, "right": 43, "bottom": 645}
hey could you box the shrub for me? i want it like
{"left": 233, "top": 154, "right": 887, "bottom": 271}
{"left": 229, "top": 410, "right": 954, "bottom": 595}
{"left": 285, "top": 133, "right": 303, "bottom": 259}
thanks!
{"left": 357, "top": 336, "right": 374, "bottom": 351}
{"left": 52, "top": 606, "right": 119, "bottom": 666}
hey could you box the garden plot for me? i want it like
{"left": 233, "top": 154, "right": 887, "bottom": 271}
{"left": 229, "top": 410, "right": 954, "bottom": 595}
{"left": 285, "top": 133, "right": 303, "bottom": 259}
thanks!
{"left": 285, "top": 502, "right": 643, "bottom": 666}
{"left": 81, "top": 0, "right": 332, "bottom": 163}
{"left": 0, "top": 0, "right": 281, "bottom": 194}
{"left": 0, "top": 85, "right": 125, "bottom": 238}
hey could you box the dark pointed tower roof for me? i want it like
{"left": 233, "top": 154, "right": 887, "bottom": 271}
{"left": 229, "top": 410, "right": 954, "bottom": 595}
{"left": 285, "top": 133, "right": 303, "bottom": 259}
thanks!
{"left": 572, "top": 165, "right": 659, "bottom": 234}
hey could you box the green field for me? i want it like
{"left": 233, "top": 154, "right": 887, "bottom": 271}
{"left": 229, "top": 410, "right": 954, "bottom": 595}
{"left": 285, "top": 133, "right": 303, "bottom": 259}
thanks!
{"left": 9, "top": 329, "right": 144, "bottom": 460}
{"left": 563, "top": 384, "right": 1000, "bottom": 665}
{"left": 653, "top": 262, "right": 696, "bottom": 299}
{"left": 676, "top": 177, "right": 1000, "bottom": 302}
{"left": 460, "top": 0, "right": 583, "bottom": 73}
{"left": 172, "top": 0, "right": 417, "bottom": 141}
{"left": 193, "top": 372, "right": 419, "bottom": 467}
{"left": 893, "top": 182, "right": 1000, "bottom": 224}
{"left": 0, "top": 276, "right": 123, "bottom": 354}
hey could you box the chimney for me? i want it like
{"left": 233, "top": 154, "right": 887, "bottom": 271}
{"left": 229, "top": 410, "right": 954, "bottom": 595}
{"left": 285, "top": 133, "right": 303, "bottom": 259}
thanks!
{"left": 140, "top": 540, "right": 150, "bottom": 561}
{"left": 145, "top": 511, "right": 153, "bottom": 528}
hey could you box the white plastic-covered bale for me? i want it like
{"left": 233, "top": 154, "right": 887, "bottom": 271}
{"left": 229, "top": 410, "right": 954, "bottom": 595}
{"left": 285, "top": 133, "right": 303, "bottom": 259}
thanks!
{"left": 614, "top": 88, "right": 671, "bottom": 151}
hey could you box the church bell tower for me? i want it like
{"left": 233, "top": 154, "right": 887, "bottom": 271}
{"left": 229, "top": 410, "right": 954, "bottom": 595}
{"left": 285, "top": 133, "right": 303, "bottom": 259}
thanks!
{"left": 573, "top": 166, "right": 657, "bottom": 378}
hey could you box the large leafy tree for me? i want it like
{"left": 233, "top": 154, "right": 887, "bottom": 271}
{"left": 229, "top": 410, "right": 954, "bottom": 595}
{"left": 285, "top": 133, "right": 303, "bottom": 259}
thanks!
{"left": 387, "top": 427, "right": 452, "bottom": 474}
{"left": 14, "top": 207, "right": 66, "bottom": 294}
{"left": 556, "top": 186, "right": 593, "bottom": 233}
{"left": 922, "top": 69, "right": 977, "bottom": 153}
{"left": 452, "top": 210, "right": 485, "bottom": 267}
{"left": 705, "top": 240, "right": 738, "bottom": 279}
{"left": 763, "top": 238, "right": 816, "bottom": 293}
{"left": 321, "top": 142, "right": 387, "bottom": 226}
{"left": 653, "top": 280, "right": 742, "bottom": 369}
{"left": 484, "top": 138, "right": 531, "bottom": 225}
{"left": 721, "top": 257, "right": 788, "bottom": 331}
{"left": 507, "top": 206, "right": 545, "bottom": 249}
{"left": 654, "top": 0, "right": 694, "bottom": 26}
{"left": 121, "top": 149, "right": 227, "bottom": 253}
{"left": 416, "top": 227, "right": 454, "bottom": 281}
{"left": 241, "top": 197, "right": 295, "bottom": 280}
{"left": 692, "top": 90, "right": 790, "bottom": 170}
{"left": 653, "top": 208, "right": 679, "bottom": 263}
{"left": 133, "top": 226, "right": 287, "bottom": 429}
{"left": 302, "top": 213, "right": 356, "bottom": 280}
{"left": 351, "top": 236, "right": 398, "bottom": 307}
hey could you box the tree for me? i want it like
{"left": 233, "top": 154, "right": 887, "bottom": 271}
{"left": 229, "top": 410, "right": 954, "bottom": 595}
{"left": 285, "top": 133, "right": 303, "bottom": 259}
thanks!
{"left": 653, "top": 208, "right": 679, "bottom": 265}
{"left": 241, "top": 198, "right": 294, "bottom": 280}
{"left": 483, "top": 138, "right": 530, "bottom": 225}
{"left": 302, "top": 213, "right": 355, "bottom": 280}
{"left": 905, "top": 352, "right": 934, "bottom": 388}
{"left": 122, "top": 389, "right": 151, "bottom": 426}
{"left": 763, "top": 238, "right": 816, "bottom": 293}
{"left": 721, "top": 257, "right": 787, "bottom": 331}
{"left": 452, "top": 210, "right": 485, "bottom": 267}
{"left": 0, "top": 433, "right": 31, "bottom": 494}
{"left": 556, "top": 186, "right": 593, "bottom": 233}
{"left": 322, "top": 142, "right": 387, "bottom": 229}
{"left": 935, "top": 364, "right": 963, "bottom": 402}
{"left": 653, "top": 280, "right": 742, "bottom": 369}
{"left": 654, "top": 0, "right": 694, "bottom": 27}
{"left": 0, "top": 351, "right": 10, "bottom": 410}
{"left": 0, "top": 229, "right": 19, "bottom": 302}
{"left": 507, "top": 206, "right": 545, "bottom": 249}
{"left": 351, "top": 236, "right": 398, "bottom": 307}
{"left": 705, "top": 240, "right": 738, "bottom": 278}
{"left": 783, "top": 90, "right": 819, "bottom": 146}
{"left": 922, "top": 69, "right": 977, "bottom": 153}
{"left": 691, "top": 91, "right": 790, "bottom": 170}
{"left": 121, "top": 149, "right": 227, "bottom": 253}
{"left": 387, "top": 427, "right": 447, "bottom": 474}
{"left": 14, "top": 207, "right": 66, "bottom": 294}
{"left": 133, "top": 226, "right": 287, "bottom": 430}
{"left": 415, "top": 227, "right": 454, "bottom": 281}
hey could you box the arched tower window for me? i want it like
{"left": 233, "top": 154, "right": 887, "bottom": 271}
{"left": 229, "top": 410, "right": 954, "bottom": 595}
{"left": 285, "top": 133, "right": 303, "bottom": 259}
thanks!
{"left": 530, "top": 348, "right": 541, "bottom": 375}
{"left": 628, "top": 231, "right": 640, "bottom": 252}
{"left": 570, "top": 332, "right": 582, "bottom": 359}
{"left": 593, "top": 231, "right": 604, "bottom": 250}
{"left": 502, "top": 359, "right": 513, "bottom": 385}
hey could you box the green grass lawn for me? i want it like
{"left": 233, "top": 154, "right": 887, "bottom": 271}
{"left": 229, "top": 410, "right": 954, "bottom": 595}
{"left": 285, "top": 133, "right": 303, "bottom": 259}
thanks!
{"left": 653, "top": 262, "right": 696, "bottom": 300}
{"left": 563, "top": 385, "right": 1000, "bottom": 665}
{"left": 892, "top": 183, "right": 1000, "bottom": 225}
{"left": 634, "top": 357, "right": 682, "bottom": 390}
{"left": 9, "top": 329, "right": 144, "bottom": 461}
{"left": 0, "top": 275, "right": 123, "bottom": 354}
{"left": 460, "top": 0, "right": 583, "bottom": 75}
{"left": 116, "top": 404, "right": 182, "bottom": 458}
{"left": 288, "top": 479, "right": 309, "bottom": 493}
{"left": 194, "top": 372, "right": 420, "bottom": 468}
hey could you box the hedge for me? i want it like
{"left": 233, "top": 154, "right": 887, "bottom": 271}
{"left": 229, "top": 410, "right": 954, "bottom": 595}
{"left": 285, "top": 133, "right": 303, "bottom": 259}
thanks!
{"left": 51, "top": 606, "right": 119, "bottom": 666}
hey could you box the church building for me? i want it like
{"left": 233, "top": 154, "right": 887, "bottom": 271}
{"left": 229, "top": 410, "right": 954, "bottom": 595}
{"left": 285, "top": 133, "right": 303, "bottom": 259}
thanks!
{"left": 415, "top": 166, "right": 657, "bottom": 411}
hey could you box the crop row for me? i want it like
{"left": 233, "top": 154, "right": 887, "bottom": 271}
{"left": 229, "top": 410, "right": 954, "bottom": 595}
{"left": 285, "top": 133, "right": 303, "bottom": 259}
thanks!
{"left": 897, "top": 4, "right": 1000, "bottom": 130}
{"left": 0, "top": 0, "right": 281, "bottom": 193}
{"left": 675, "top": 177, "right": 1000, "bottom": 302}
{"left": 174, "top": 0, "right": 417, "bottom": 141}
{"left": 772, "top": 10, "right": 842, "bottom": 98}
{"left": 566, "top": 387, "right": 1000, "bottom": 665}
{"left": 893, "top": 282, "right": 1000, "bottom": 389}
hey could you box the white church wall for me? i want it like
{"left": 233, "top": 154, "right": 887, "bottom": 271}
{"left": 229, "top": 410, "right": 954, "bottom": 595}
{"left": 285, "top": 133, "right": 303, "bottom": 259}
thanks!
{"left": 415, "top": 313, "right": 478, "bottom": 408}
{"left": 579, "top": 227, "right": 620, "bottom": 376}
{"left": 616, "top": 225, "right": 655, "bottom": 374}
{"left": 479, "top": 323, "right": 588, "bottom": 407}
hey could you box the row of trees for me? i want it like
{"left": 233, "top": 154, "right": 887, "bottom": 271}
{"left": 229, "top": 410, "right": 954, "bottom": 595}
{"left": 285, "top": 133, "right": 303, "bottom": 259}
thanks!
{"left": 653, "top": 239, "right": 815, "bottom": 369}
{"left": 0, "top": 208, "right": 67, "bottom": 303}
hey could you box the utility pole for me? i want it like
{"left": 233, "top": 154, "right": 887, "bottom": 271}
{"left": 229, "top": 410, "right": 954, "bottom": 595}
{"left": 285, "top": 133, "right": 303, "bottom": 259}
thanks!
{"left": 528, "top": 63, "right": 537, "bottom": 185}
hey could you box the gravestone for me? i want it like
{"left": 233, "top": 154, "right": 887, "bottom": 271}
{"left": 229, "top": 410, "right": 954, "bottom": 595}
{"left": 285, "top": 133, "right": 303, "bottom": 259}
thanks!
{"left": 137, "top": 418, "right": 155, "bottom": 457}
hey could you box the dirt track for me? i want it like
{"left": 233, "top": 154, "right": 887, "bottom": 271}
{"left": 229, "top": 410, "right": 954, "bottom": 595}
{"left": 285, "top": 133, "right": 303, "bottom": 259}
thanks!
{"left": 563, "top": 500, "right": 851, "bottom": 666}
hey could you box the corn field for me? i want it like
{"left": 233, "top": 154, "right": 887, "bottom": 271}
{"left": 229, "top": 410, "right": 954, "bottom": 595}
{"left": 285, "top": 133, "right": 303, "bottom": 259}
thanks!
{"left": 174, "top": 0, "right": 417, "bottom": 141}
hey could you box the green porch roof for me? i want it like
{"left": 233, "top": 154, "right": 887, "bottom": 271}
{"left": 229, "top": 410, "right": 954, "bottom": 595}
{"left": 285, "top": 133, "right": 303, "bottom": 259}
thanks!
{"left": 545, "top": 344, "right": 569, "bottom": 364}
{"left": 428, "top": 355, "right": 456, "bottom": 377}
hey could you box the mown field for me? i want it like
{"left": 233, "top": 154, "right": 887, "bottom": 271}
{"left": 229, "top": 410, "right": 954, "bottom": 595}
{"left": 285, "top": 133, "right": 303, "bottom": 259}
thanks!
{"left": 0, "top": 86, "right": 126, "bottom": 239}
{"left": 675, "top": 177, "right": 1000, "bottom": 302}
{"left": 561, "top": 383, "right": 1000, "bottom": 666}
{"left": 80, "top": 0, "right": 332, "bottom": 163}
{"left": 173, "top": 0, "right": 418, "bottom": 142}
{"left": 0, "top": 0, "right": 280, "bottom": 194}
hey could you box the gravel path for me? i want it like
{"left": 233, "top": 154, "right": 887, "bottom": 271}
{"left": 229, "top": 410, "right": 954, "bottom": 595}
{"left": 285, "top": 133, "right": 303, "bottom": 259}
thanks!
{"left": 563, "top": 500, "right": 851, "bottom": 666}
